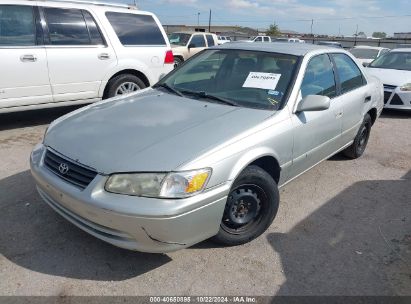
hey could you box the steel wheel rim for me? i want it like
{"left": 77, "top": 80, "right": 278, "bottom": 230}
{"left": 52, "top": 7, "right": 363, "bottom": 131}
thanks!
{"left": 357, "top": 123, "right": 370, "bottom": 154}
{"left": 115, "top": 82, "right": 140, "bottom": 96}
{"left": 221, "top": 184, "right": 267, "bottom": 235}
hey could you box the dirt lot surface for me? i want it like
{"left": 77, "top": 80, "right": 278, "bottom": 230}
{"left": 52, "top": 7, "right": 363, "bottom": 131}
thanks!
{"left": 0, "top": 107, "right": 410, "bottom": 296}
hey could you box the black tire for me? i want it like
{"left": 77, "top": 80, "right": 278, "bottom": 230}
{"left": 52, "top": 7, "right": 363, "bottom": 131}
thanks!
{"left": 174, "top": 57, "right": 183, "bottom": 68}
{"left": 212, "top": 165, "right": 280, "bottom": 246}
{"left": 343, "top": 113, "right": 372, "bottom": 159}
{"left": 105, "top": 74, "right": 146, "bottom": 99}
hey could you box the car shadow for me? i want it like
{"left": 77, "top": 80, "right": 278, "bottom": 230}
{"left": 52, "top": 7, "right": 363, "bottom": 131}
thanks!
{"left": 268, "top": 171, "right": 411, "bottom": 295}
{"left": 0, "top": 170, "right": 171, "bottom": 281}
{"left": 0, "top": 105, "right": 84, "bottom": 131}
{"left": 380, "top": 109, "right": 411, "bottom": 119}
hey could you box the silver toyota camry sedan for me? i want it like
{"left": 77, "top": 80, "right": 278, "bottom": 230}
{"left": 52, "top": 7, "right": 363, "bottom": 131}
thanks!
{"left": 31, "top": 43, "right": 384, "bottom": 253}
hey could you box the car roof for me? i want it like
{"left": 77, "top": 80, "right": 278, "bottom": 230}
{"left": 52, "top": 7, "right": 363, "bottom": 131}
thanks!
{"left": 352, "top": 46, "right": 387, "bottom": 50}
{"left": 215, "top": 42, "right": 339, "bottom": 56}
{"left": 390, "top": 48, "right": 411, "bottom": 52}
{"left": 173, "top": 31, "right": 214, "bottom": 35}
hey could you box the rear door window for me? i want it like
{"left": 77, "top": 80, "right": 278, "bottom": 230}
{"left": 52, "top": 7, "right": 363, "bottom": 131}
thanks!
{"left": 331, "top": 53, "right": 365, "bottom": 93}
{"left": 206, "top": 34, "right": 215, "bottom": 47}
{"left": 82, "top": 10, "right": 105, "bottom": 45}
{"left": 105, "top": 12, "right": 166, "bottom": 46}
{"left": 190, "top": 35, "right": 206, "bottom": 48}
{"left": 0, "top": 5, "right": 36, "bottom": 46}
{"left": 44, "top": 7, "right": 90, "bottom": 45}
{"left": 301, "top": 54, "right": 337, "bottom": 98}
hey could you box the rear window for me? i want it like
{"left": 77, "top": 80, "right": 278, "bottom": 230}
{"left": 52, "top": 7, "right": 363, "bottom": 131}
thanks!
{"left": 105, "top": 12, "right": 166, "bottom": 46}
{"left": 206, "top": 34, "right": 215, "bottom": 46}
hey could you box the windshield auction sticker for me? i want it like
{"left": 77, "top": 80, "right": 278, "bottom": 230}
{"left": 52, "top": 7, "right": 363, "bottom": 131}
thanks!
{"left": 243, "top": 72, "right": 281, "bottom": 90}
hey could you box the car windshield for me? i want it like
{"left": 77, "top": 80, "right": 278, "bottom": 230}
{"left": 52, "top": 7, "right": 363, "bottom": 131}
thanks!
{"left": 155, "top": 49, "right": 299, "bottom": 110}
{"left": 169, "top": 33, "right": 191, "bottom": 46}
{"left": 369, "top": 52, "right": 411, "bottom": 71}
{"left": 350, "top": 48, "right": 379, "bottom": 59}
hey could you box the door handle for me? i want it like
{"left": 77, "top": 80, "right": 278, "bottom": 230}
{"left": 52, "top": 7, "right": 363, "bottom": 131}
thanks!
{"left": 364, "top": 96, "right": 372, "bottom": 102}
{"left": 20, "top": 54, "right": 37, "bottom": 62}
{"left": 98, "top": 53, "right": 110, "bottom": 60}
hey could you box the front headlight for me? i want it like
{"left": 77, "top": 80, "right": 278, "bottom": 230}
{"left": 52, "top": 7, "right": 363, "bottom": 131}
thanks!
{"left": 400, "top": 83, "right": 411, "bottom": 91}
{"left": 105, "top": 168, "right": 211, "bottom": 198}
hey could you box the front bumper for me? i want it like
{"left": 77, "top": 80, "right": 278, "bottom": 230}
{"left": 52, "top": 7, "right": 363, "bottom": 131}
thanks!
{"left": 30, "top": 144, "right": 229, "bottom": 253}
{"left": 383, "top": 85, "right": 411, "bottom": 110}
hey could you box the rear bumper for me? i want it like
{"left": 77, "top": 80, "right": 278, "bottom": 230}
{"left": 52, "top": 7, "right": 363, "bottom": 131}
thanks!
{"left": 30, "top": 144, "right": 229, "bottom": 253}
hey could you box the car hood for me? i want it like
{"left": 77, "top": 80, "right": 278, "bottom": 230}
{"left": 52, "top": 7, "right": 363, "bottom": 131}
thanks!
{"left": 366, "top": 67, "right": 411, "bottom": 86}
{"left": 44, "top": 89, "right": 273, "bottom": 174}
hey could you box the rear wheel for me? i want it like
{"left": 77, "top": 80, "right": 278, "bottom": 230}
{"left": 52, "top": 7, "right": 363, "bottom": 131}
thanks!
{"left": 212, "top": 165, "right": 279, "bottom": 246}
{"left": 343, "top": 114, "right": 372, "bottom": 159}
{"left": 105, "top": 74, "right": 146, "bottom": 99}
{"left": 174, "top": 57, "right": 183, "bottom": 68}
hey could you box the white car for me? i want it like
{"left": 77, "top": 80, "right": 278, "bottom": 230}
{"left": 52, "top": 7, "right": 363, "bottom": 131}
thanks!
{"left": 0, "top": 0, "right": 174, "bottom": 114}
{"left": 366, "top": 49, "right": 411, "bottom": 110}
{"left": 350, "top": 46, "right": 390, "bottom": 66}
{"left": 217, "top": 36, "right": 231, "bottom": 45}
{"left": 275, "top": 38, "right": 305, "bottom": 43}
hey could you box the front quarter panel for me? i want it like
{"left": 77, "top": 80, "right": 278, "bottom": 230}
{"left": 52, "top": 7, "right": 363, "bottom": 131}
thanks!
{"left": 179, "top": 108, "right": 294, "bottom": 189}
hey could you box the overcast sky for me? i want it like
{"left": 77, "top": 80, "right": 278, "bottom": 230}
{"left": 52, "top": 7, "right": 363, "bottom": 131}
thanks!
{"left": 106, "top": 0, "right": 411, "bottom": 36}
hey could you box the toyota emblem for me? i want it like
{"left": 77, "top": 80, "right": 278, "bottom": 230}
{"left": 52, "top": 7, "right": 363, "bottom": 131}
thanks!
{"left": 58, "top": 163, "right": 69, "bottom": 175}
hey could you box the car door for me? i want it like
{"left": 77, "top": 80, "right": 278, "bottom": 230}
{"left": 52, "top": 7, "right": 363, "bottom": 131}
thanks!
{"left": 40, "top": 6, "right": 116, "bottom": 102}
{"left": 0, "top": 4, "right": 52, "bottom": 109}
{"left": 330, "top": 53, "right": 369, "bottom": 145}
{"left": 289, "top": 53, "right": 343, "bottom": 178}
{"left": 188, "top": 34, "right": 207, "bottom": 57}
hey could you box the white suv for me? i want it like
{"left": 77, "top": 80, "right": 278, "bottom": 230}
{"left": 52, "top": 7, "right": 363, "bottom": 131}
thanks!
{"left": 0, "top": 0, "right": 174, "bottom": 113}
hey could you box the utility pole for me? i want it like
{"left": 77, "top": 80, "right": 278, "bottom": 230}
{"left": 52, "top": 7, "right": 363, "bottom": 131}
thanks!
{"left": 197, "top": 12, "right": 200, "bottom": 27}
{"left": 311, "top": 19, "right": 314, "bottom": 43}
{"left": 354, "top": 24, "right": 358, "bottom": 46}
{"left": 208, "top": 9, "right": 212, "bottom": 33}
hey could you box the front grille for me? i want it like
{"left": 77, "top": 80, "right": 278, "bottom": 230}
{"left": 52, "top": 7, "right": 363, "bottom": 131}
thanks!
{"left": 383, "top": 84, "right": 397, "bottom": 90}
{"left": 390, "top": 94, "right": 404, "bottom": 105}
{"left": 44, "top": 149, "right": 97, "bottom": 189}
{"left": 384, "top": 91, "right": 392, "bottom": 104}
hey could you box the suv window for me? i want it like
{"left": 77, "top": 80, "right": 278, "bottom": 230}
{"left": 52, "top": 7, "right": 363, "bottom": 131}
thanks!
{"left": 206, "top": 34, "right": 215, "bottom": 47}
{"left": 332, "top": 53, "right": 365, "bottom": 93}
{"left": 0, "top": 5, "right": 35, "bottom": 46}
{"left": 255, "top": 37, "right": 262, "bottom": 42}
{"left": 301, "top": 54, "right": 337, "bottom": 98}
{"left": 190, "top": 35, "right": 206, "bottom": 48}
{"left": 105, "top": 12, "right": 166, "bottom": 46}
{"left": 82, "top": 10, "right": 104, "bottom": 45}
{"left": 44, "top": 8, "right": 90, "bottom": 45}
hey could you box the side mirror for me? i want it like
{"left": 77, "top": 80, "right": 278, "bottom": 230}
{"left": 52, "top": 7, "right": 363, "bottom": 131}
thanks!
{"left": 188, "top": 43, "right": 195, "bottom": 49}
{"left": 296, "top": 95, "right": 330, "bottom": 112}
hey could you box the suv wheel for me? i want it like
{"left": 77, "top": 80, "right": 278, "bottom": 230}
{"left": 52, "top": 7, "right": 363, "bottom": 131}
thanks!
{"left": 212, "top": 165, "right": 279, "bottom": 246}
{"left": 174, "top": 57, "right": 183, "bottom": 68}
{"left": 106, "top": 74, "right": 146, "bottom": 98}
{"left": 343, "top": 114, "right": 372, "bottom": 159}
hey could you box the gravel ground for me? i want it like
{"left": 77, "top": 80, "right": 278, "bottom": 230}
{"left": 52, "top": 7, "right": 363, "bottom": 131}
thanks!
{"left": 0, "top": 107, "right": 410, "bottom": 296}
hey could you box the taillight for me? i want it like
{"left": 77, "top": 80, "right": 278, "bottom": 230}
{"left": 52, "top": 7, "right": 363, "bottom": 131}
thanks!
{"left": 164, "top": 50, "right": 174, "bottom": 64}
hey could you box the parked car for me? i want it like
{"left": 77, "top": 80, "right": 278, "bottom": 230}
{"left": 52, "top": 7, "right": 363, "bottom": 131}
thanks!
{"left": 316, "top": 41, "right": 343, "bottom": 48}
{"left": 349, "top": 46, "right": 390, "bottom": 66}
{"left": 217, "top": 36, "right": 231, "bottom": 45}
{"left": 169, "top": 32, "right": 218, "bottom": 67}
{"left": 246, "top": 36, "right": 273, "bottom": 43}
{"left": 0, "top": 0, "right": 174, "bottom": 114}
{"left": 275, "top": 38, "right": 305, "bottom": 43}
{"left": 31, "top": 43, "right": 383, "bottom": 253}
{"left": 366, "top": 48, "right": 411, "bottom": 110}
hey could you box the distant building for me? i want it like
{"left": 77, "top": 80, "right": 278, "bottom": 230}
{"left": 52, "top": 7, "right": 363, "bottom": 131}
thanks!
{"left": 394, "top": 32, "right": 411, "bottom": 39}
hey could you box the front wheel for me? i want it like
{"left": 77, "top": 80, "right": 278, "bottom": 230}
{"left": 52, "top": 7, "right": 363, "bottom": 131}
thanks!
{"left": 343, "top": 114, "right": 372, "bottom": 159}
{"left": 211, "top": 165, "right": 279, "bottom": 246}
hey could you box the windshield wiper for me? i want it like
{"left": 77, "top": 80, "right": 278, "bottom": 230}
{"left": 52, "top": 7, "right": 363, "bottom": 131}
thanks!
{"left": 180, "top": 90, "right": 239, "bottom": 107}
{"left": 154, "top": 83, "right": 185, "bottom": 97}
